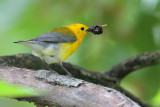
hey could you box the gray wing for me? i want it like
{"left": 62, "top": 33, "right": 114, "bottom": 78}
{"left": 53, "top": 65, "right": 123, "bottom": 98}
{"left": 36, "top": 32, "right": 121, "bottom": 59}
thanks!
{"left": 29, "top": 32, "right": 77, "bottom": 43}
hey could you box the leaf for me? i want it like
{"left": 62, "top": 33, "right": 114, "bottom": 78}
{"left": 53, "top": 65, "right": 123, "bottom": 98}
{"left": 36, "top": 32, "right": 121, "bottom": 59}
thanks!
{"left": 0, "top": 80, "right": 38, "bottom": 97}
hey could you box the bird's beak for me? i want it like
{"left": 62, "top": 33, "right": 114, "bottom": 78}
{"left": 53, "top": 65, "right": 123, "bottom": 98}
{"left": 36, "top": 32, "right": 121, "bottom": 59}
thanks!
{"left": 86, "top": 27, "right": 92, "bottom": 32}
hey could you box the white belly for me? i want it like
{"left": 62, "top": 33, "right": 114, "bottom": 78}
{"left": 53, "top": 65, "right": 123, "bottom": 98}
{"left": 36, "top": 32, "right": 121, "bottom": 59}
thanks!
{"left": 20, "top": 41, "right": 77, "bottom": 64}
{"left": 32, "top": 44, "right": 62, "bottom": 64}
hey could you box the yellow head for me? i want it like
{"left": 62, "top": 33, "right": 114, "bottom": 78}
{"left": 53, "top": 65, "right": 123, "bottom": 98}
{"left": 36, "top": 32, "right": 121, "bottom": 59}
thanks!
{"left": 65, "top": 23, "right": 89, "bottom": 40}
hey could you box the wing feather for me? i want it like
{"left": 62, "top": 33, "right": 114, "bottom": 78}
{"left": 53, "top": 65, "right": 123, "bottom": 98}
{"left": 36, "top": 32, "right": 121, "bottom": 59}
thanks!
{"left": 29, "top": 28, "right": 77, "bottom": 43}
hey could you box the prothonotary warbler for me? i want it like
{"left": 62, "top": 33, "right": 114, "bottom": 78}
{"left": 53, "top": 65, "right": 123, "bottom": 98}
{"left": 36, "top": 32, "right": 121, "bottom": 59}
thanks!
{"left": 14, "top": 23, "right": 104, "bottom": 76}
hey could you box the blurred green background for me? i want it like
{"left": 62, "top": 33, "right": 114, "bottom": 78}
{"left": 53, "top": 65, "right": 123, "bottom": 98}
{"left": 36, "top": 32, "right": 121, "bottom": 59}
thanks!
{"left": 0, "top": 0, "right": 160, "bottom": 106}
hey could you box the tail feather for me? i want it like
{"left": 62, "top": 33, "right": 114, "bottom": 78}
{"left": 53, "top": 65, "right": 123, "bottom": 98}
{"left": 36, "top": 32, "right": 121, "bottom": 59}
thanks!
{"left": 13, "top": 40, "right": 44, "bottom": 52}
{"left": 13, "top": 41, "right": 26, "bottom": 43}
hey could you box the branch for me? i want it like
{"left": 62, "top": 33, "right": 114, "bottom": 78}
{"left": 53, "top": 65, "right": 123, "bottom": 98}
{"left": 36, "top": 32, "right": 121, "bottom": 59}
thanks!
{"left": 116, "top": 87, "right": 152, "bottom": 107}
{"left": 105, "top": 51, "right": 160, "bottom": 80}
{"left": 0, "top": 53, "right": 154, "bottom": 107}
{"left": 0, "top": 54, "right": 117, "bottom": 87}
{"left": 0, "top": 66, "right": 140, "bottom": 107}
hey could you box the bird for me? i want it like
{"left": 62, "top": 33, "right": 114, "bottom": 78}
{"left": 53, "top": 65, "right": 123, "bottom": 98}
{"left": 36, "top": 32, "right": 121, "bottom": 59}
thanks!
{"left": 14, "top": 23, "right": 104, "bottom": 76}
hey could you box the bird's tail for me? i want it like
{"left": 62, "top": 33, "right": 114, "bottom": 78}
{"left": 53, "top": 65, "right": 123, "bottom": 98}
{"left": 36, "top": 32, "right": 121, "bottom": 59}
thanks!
{"left": 13, "top": 41, "right": 26, "bottom": 43}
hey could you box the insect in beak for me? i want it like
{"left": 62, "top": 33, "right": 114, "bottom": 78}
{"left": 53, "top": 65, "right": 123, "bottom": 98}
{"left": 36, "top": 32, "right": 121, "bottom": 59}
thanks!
{"left": 86, "top": 24, "right": 107, "bottom": 35}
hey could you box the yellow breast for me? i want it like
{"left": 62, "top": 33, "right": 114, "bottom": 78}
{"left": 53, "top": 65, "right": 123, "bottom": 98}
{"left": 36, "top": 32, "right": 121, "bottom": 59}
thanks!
{"left": 57, "top": 24, "right": 88, "bottom": 62}
{"left": 58, "top": 39, "right": 81, "bottom": 62}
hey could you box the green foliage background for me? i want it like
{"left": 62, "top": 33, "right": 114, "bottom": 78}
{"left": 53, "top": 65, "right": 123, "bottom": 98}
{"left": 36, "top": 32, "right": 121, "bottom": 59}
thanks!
{"left": 0, "top": 0, "right": 160, "bottom": 106}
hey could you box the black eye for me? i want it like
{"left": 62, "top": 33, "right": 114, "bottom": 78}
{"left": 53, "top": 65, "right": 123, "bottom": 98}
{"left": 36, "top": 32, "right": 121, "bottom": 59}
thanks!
{"left": 81, "top": 27, "right": 84, "bottom": 31}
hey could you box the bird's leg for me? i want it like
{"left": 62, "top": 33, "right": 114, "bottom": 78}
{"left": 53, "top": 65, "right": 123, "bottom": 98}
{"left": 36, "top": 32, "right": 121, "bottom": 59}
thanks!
{"left": 39, "top": 58, "right": 56, "bottom": 73}
{"left": 59, "top": 63, "right": 72, "bottom": 77}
